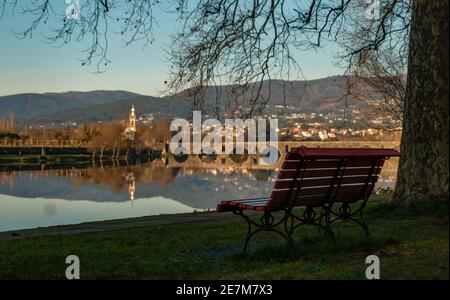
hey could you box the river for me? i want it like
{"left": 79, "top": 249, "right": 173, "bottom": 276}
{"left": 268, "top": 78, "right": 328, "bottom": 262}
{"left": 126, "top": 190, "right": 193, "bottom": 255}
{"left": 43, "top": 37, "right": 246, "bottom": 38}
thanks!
{"left": 0, "top": 150, "right": 399, "bottom": 232}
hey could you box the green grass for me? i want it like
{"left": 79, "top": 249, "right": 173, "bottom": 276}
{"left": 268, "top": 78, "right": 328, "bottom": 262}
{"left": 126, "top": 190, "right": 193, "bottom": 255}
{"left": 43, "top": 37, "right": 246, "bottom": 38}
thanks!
{"left": 0, "top": 198, "right": 448, "bottom": 280}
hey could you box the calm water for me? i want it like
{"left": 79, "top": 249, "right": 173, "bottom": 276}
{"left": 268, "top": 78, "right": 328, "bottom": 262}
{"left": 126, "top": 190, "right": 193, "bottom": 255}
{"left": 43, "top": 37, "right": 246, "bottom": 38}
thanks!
{"left": 0, "top": 155, "right": 399, "bottom": 232}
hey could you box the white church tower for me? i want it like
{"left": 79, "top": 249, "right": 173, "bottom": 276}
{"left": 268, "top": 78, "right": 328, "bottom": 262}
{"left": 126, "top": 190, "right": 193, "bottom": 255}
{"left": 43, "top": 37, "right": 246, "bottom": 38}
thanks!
{"left": 123, "top": 104, "right": 137, "bottom": 140}
{"left": 129, "top": 104, "right": 136, "bottom": 133}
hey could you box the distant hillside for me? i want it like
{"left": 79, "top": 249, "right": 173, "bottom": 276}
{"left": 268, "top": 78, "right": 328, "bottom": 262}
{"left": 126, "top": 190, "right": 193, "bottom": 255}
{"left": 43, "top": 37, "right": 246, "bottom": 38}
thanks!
{"left": 28, "top": 95, "right": 193, "bottom": 124}
{"left": 1, "top": 76, "right": 383, "bottom": 125}
{"left": 0, "top": 90, "right": 141, "bottom": 121}
{"left": 167, "top": 76, "right": 382, "bottom": 113}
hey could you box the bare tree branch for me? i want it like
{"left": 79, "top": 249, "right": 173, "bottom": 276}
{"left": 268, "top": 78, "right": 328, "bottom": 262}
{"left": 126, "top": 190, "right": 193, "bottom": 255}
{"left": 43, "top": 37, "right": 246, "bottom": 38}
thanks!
{"left": 165, "top": 0, "right": 411, "bottom": 117}
{"left": 1, "top": 0, "right": 411, "bottom": 116}
{"left": 1, "top": 0, "right": 159, "bottom": 73}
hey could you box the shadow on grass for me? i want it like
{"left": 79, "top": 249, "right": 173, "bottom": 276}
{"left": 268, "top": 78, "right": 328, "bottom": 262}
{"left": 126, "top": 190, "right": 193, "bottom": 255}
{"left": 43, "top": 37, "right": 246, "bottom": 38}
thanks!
{"left": 160, "top": 199, "right": 447, "bottom": 279}
{"left": 202, "top": 223, "right": 401, "bottom": 268}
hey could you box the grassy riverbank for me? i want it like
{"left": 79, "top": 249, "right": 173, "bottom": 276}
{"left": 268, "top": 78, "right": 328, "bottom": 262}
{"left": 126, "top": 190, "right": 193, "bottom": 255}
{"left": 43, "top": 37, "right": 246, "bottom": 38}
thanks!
{"left": 0, "top": 152, "right": 162, "bottom": 170}
{"left": 0, "top": 197, "right": 447, "bottom": 279}
{"left": 0, "top": 154, "right": 93, "bottom": 165}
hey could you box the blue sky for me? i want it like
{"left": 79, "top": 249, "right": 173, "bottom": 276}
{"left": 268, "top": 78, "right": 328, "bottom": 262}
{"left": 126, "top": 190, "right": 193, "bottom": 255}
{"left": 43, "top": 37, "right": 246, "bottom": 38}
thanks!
{"left": 0, "top": 1, "right": 344, "bottom": 97}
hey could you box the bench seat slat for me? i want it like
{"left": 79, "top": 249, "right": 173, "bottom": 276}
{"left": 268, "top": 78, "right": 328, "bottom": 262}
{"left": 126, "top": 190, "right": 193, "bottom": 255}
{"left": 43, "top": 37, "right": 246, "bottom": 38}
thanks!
{"left": 281, "top": 158, "right": 379, "bottom": 170}
{"left": 274, "top": 175, "right": 379, "bottom": 189}
{"left": 278, "top": 167, "right": 382, "bottom": 179}
{"left": 226, "top": 197, "right": 271, "bottom": 204}
{"left": 216, "top": 197, "right": 271, "bottom": 212}
{"left": 269, "top": 184, "right": 375, "bottom": 208}
{"left": 296, "top": 147, "right": 400, "bottom": 158}
{"left": 285, "top": 149, "right": 392, "bottom": 163}
{"left": 237, "top": 200, "right": 271, "bottom": 206}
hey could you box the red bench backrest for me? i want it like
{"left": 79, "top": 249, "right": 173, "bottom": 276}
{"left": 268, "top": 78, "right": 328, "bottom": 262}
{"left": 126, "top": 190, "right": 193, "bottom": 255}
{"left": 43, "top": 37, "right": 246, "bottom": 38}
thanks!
{"left": 265, "top": 147, "right": 400, "bottom": 211}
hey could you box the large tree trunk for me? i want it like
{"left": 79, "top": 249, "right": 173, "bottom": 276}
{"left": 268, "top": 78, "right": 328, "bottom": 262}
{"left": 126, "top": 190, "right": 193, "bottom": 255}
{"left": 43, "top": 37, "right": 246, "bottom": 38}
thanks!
{"left": 393, "top": 0, "right": 449, "bottom": 205}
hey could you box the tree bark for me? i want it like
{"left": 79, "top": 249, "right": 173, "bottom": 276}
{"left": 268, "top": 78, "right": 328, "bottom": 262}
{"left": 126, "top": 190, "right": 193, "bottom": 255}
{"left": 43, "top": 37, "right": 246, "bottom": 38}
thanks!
{"left": 393, "top": 0, "right": 449, "bottom": 204}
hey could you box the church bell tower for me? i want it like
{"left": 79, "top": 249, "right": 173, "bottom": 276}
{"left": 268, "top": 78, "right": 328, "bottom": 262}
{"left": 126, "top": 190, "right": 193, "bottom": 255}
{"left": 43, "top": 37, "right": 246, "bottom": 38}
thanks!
{"left": 129, "top": 104, "right": 136, "bottom": 133}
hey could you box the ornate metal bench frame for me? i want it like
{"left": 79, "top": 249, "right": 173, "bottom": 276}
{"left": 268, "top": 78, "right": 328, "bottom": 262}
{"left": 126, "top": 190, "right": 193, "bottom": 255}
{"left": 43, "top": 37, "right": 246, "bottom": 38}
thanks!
{"left": 218, "top": 149, "right": 398, "bottom": 251}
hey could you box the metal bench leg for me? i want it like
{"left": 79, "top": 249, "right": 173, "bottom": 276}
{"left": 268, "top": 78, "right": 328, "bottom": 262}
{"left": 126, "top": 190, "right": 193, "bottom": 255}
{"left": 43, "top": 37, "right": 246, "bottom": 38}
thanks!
{"left": 358, "top": 203, "right": 370, "bottom": 236}
{"left": 318, "top": 210, "right": 325, "bottom": 234}
{"left": 330, "top": 201, "right": 370, "bottom": 236}
{"left": 324, "top": 214, "right": 336, "bottom": 243}
{"left": 243, "top": 218, "right": 253, "bottom": 251}
{"left": 284, "top": 210, "right": 294, "bottom": 247}
{"left": 243, "top": 226, "right": 263, "bottom": 251}
{"left": 288, "top": 207, "right": 326, "bottom": 242}
{"left": 322, "top": 204, "right": 336, "bottom": 244}
{"left": 234, "top": 209, "right": 290, "bottom": 251}
{"left": 233, "top": 210, "right": 256, "bottom": 251}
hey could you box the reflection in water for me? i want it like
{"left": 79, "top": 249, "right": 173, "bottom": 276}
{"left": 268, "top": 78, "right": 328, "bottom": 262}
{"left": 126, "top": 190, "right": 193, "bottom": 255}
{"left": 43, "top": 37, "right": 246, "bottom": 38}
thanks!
{"left": 125, "top": 172, "right": 136, "bottom": 201}
{"left": 0, "top": 155, "right": 399, "bottom": 231}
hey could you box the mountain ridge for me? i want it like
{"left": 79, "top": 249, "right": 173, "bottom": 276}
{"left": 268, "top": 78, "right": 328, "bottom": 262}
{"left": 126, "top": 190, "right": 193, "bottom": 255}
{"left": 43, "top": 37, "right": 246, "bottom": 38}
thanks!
{"left": 1, "top": 76, "right": 382, "bottom": 125}
{"left": 0, "top": 90, "right": 141, "bottom": 122}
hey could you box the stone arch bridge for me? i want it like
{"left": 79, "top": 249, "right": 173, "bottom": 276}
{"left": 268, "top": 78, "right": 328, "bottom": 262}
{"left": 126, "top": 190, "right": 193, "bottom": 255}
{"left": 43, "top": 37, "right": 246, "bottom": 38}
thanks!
{"left": 165, "top": 141, "right": 400, "bottom": 170}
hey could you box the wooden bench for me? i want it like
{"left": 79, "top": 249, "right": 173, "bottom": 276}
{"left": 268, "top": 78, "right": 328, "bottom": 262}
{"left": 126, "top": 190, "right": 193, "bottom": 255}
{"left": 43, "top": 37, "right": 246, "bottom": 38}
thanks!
{"left": 217, "top": 147, "right": 400, "bottom": 250}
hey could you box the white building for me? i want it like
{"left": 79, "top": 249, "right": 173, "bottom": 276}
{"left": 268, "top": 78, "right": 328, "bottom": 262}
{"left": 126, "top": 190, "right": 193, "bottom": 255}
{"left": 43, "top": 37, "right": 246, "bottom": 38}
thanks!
{"left": 123, "top": 104, "right": 137, "bottom": 140}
